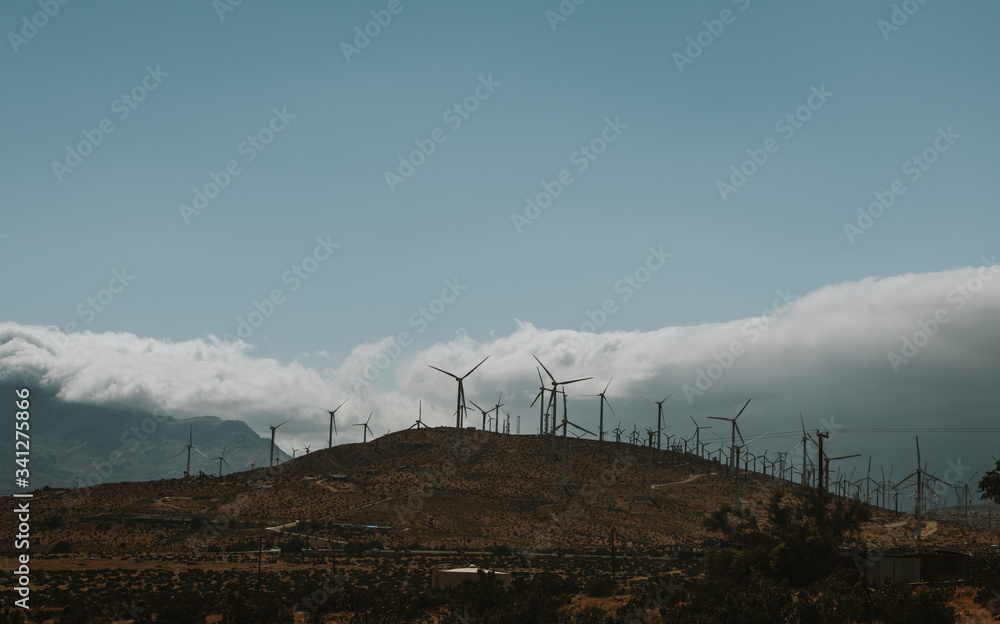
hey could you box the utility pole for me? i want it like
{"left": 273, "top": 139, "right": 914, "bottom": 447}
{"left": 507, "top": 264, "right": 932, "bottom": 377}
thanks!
{"left": 611, "top": 530, "right": 617, "bottom": 588}
{"left": 647, "top": 430, "right": 655, "bottom": 499}
{"left": 734, "top": 445, "right": 741, "bottom": 510}
{"left": 257, "top": 538, "right": 263, "bottom": 592}
{"left": 816, "top": 431, "right": 828, "bottom": 491}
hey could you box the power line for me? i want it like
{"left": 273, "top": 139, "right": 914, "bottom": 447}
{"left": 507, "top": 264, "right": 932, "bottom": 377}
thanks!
{"left": 742, "top": 427, "right": 1000, "bottom": 442}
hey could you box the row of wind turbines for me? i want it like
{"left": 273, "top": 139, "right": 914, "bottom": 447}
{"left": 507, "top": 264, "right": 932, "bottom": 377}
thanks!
{"left": 173, "top": 354, "right": 980, "bottom": 532}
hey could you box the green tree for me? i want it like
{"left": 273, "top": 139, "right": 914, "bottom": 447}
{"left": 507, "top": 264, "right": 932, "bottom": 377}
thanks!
{"left": 978, "top": 459, "right": 1000, "bottom": 505}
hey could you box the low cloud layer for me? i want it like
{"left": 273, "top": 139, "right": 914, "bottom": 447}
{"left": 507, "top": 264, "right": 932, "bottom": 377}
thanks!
{"left": 3, "top": 264, "right": 1000, "bottom": 506}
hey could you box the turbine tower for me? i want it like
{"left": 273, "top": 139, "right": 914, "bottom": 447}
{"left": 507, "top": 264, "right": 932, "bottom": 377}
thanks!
{"left": 640, "top": 391, "right": 674, "bottom": 450}
{"left": 354, "top": 411, "right": 374, "bottom": 443}
{"left": 429, "top": 356, "right": 489, "bottom": 447}
{"left": 646, "top": 423, "right": 675, "bottom": 499}
{"left": 470, "top": 400, "right": 491, "bottom": 430}
{"left": 269, "top": 418, "right": 291, "bottom": 468}
{"left": 171, "top": 424, "right": 207, "bottom": 478}
{"left": 326, "top": 399, "right": 349, "bottom": 448}
{"left": 583, "top": 376, "right": 615, "bottom": 443}
{"left": 894, "top": 436, "right": 947, "bottom": 541}
{"left": 491, "top": 392, "right": 504, "bottom": 434}
{"left": 533, "top": 355, "right": 593, "bottom": 454}
{"left": 708, "top": 399, "right": 751, "bottom": 475}
{"left": 212, "top": 444, "right": 230, "bottom": 477}
{"left": 530, "top": 368, "right": 547, "bottom": 435}
{"left": 555, "top": 389, "right": 596, "bottom": 489}
{"left": 408, "top": 401, "right": 426, "bottom": 429}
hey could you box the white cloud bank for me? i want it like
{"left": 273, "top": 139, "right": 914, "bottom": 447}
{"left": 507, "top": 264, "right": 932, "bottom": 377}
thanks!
{"left": 3, "top": 264, "right": 1000, "bottom": 491}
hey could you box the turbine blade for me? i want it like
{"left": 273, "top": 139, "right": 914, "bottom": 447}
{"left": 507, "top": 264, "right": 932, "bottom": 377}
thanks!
{"left": 428, "top": 365, "right": 459, "bottom": 380}
{"left": 603, "top": 376, "right": 613, "bottom": 394}
{"left": 461, "top": 355, "right": 490, "bottom": 379}
{"left": 530, "top": 391, "right": 543, "bottom": 407}
{"left": 533, "top": 355, "right": 556, "bottom": 383}
{"left": 561, "top": 377, "right": 593, "bottom": 386}
{"left": 734, "top": 398, "right": 751, "bottom": 420}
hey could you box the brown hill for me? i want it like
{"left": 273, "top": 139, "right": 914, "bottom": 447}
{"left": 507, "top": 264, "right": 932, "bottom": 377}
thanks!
{"left": 15, "top": 426, "right": 999, "bottom": 556}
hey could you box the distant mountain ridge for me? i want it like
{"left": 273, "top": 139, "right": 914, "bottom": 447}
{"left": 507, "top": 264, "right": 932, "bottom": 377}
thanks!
{"left": 0, "top": 383, "right": 288, "bottom": 494}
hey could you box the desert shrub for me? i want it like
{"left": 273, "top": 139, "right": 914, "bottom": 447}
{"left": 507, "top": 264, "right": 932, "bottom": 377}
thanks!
{"left": 559, "top": 606, "right": 614, "bottom": 623}
{"left": 50, "top": 541, "right": 72, "bottom": 554}
{"left": 489, "top": 544, "right": 512, "bottom": 556}
{"left": 583, "top": 575, "right": 614, "bottom": 598}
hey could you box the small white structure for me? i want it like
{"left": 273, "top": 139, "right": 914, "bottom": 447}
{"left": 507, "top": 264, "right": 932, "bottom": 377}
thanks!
{"left": 432, "top": 566, "right": 512, "bottom": 589}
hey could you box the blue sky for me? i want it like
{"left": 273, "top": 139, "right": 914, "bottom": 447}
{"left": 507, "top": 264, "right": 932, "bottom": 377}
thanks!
{"left": 3, "top": 0, "right": 997, "bottom": 360}
{"left": 3, "top": 1, "right": 1000, "bottom": 502}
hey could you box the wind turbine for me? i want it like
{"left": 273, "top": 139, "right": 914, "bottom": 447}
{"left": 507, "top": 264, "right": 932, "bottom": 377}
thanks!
{"left": 689, "top": 416, "right": 710, "bottom": 459}
{"left": 491, "top": 392, "right": 503, "bottom": 434}
{"left": 894, "top": 437, "right": 948, "bottom": 541}
{"left": 354, "top": 412, "right": 374, "bottom": 443}
{"left": 248, "top": 453, "right": 259, "bottom": 471}
{"left": 291, "top": 447, "right": 300, "bottom": 459}
{"left": 555, "top": 389, "right": 596, "bottom": 489}
{"left": 470, "top": 400, "right": 491, "bottom": 431}
{"left": 530, "top": 368, "right": 548, "bottom": 435}
{"left": 408, "top": 401, "right": 426, "bottom": 429}
{"left": 533, "top": 355, "right": 593, "bottom": 454}
{"left": 612, "top": 422, "right": 624, "bottom": 445}
{"left": 172, "top": 424, "right": 208, "bottom": 478}
{"left": 640, "top": 390, "right": 677, "bottom": 450}
{"left": 646, "top": 423, "right": 676, "bottom": 499}
{"left": 823, "top": 454, "right": 861, "bottom": 494}
{"left": 212, "top": 444, "right": 230, "bottom": 477}
{"left": 715, "top": 431, "right": 766, "bottom": 509}
{"left": 269, "top": 418, "right": 291, "bottom": 468}
{"left": 326, "top": 399, "right": 349, "bottom": 448}
{"left": 583, "top": 377, "right": 615, "bottom": 443}
{"left": 961, "top": 472, "right": 979, "bottom": 524}
{"left": 708, "top": 399, "right": 751, "bottom": 475}
{"left": 798, "top": 412, "right": 816, "bottom": 487}
{"left": 429, "top": 356, "right": 489, "bottom": 447}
